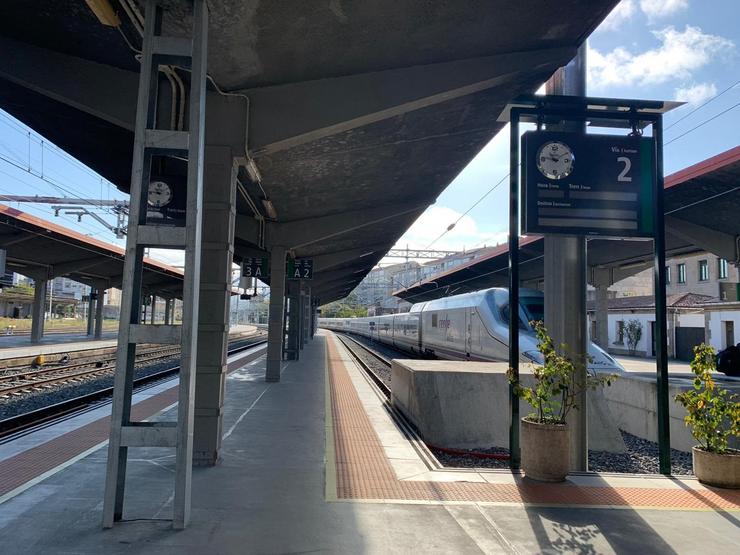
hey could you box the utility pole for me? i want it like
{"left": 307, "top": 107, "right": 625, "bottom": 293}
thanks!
{"left": 544, "top": 44, "right": 589, "bottom": 471}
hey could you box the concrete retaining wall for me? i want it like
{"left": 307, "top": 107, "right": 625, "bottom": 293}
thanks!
{"left": 391, "top": 360, "right": 625, "bottom": 453}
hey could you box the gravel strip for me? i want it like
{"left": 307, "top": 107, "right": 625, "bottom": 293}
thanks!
{"left": 431, "top": 430, "right": 694, "bottom": 475}
{"left": 431, "top": 446, "right": 511, "bottom": 469}
{"left": 0, "top": 355, "right": 180, "bottom": 420}
{"left": 339, "top": 336, "right": 393, "bottom": 388}
{"left": 589, "top": 430, "right": 693, "bottom": 475}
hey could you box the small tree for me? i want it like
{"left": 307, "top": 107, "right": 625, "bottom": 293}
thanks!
{"left": 625, "top": 319, "right": 643, "bottom": 355}
{"left": 507, "top": 321, "right": 617, "bottom": 424}
{"left": 675, "top": 344, "right": 740, "bottom": 453}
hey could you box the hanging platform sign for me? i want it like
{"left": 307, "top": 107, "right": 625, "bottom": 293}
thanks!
{"left": 242, "top": 257, "right": 270, "bottom": 279}
{"left": 522, "top": 131, "right": 655, "bottom": 237}
{"left": 287, "top": 258, "right": 313, "bottom": 280}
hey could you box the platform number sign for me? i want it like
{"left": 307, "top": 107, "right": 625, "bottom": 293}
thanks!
{"left": 242, "top": 257, "right": 270, "bottom": 279}
{"left": 287, "top": 258, "right": 313, "bottom": 280}
{"left": 522, "top": 131, "right": 655, "bottom": 238}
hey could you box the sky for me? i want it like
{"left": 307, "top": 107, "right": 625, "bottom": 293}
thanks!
{"left": 390, "top": 0, "right": 740, "bottom": 258}
{"left": 0, "top": 0, "right": 738, "bottom": 270}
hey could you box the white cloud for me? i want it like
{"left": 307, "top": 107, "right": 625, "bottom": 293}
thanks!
{"left": 388, "top": 205, "right": 506, "bottom": 258}
{"left": 598, "top": 0, "right": 636, "bottom": 32}
{"left": 674, "top": 82, "right": 717, "bottom": 105}
{"left": 640, "top": 0, "right": 689, "bottom": 20}
{"left": 588, "top": 25, "right": 734, "bottom": 90}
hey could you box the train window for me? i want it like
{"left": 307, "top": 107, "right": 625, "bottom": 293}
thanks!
{"left": 520, "top": 298, "right": 544, "bottom": 326}
{"left": 500, "top": 303, "right": 527, "bottom": 331}
{"left": 432, "top": 314, "right": 438, "bottom": 328}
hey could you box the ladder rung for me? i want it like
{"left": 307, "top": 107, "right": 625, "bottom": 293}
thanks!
{"left": 144, "top": 129, "right": 189, "bottom": 152}
{"left": 137, "top": 225, "right": 186, "bottom": 247}
{"left": 151, "top": 36, "right": 192, "bottom": 59}
{"left": 129, "top": 324, "right": 182, "bottom": 345}
{"left": 120, "top": 423, "right": 177, "bottom": 447}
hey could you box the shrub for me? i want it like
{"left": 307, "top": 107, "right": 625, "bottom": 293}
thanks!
{"left": 507, "top": 321, "right": 617, "bottom": 424}
{"left": 625, "top": 319, "right": 642, "bottom": 355}
{"left": 674, "top": 344, "right": 739, "bottom": 454}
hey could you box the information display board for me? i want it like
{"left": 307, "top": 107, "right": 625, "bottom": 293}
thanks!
{"left": 521, "top": 131, "right": 655, "bottom": 237}
{"left": 287, "top": 258, "right": 313, "bottom": 280}
{"left": 242, "top": 257, "right": 270, "bottom": 279}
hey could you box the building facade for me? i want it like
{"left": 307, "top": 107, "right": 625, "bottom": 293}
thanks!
{"left": 666, "top": 252, "right": 740, "bottom": 300}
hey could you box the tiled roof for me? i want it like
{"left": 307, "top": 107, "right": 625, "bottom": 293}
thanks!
{"left": 586, "top": 292, "right": 715, "bottom": 311}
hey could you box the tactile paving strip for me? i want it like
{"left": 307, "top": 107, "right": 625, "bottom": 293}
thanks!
{"left": 327, "top": 337, "right": 740, "bottom": 510}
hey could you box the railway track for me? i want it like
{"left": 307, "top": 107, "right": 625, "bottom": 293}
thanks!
{"left": 0, "top": 346, "right": 182, "bottom": 397}
{"left": 335, "top": 333, "right": 392, "bottom": 397}
{"left": 0, "top": 334, "right": 267, "bottom": 439}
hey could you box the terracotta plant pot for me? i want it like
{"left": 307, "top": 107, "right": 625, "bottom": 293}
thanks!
{"left": 520, "top": 418, "right": 569, "bottom": 482}
{"left": 692, "top": 446, "right": 740, "bottom": 489}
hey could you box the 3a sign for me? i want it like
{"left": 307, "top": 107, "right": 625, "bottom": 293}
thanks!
{"left": 242, "top": 257, "right": 270, "bottom": 279}
{"left": 287, "top": 258, "right": 313, "bottom": 280}
{"left": 522, "top": 131, "right": 655, "bottom": 237}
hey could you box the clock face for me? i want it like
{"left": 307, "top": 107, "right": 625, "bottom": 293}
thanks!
{"left": 147, "top": 180, "right": 173, "bottom": 208}
{"left": 537, "top": 141, "right": 574, "bottom": 180}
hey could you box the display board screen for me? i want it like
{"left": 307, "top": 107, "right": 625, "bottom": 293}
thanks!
{"left": 522, "top": 131, "right": 655, "bottom": 237}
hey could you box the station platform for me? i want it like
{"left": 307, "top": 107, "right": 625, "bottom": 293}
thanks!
{"left": 0, "top": 331, "right": 737, "bottom": 554}
{"left": 0, "top": 324, "right": 258, "bottom": 362}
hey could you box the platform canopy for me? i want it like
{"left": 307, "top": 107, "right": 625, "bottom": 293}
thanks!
{"left": 0, "top": 204, "right": 184, "bottom": 296}
{"left": 394, "top": 145, "right": 740, "bottom": 303}
{"left": 0, "top": 0, "right": 620, "bottom": 303}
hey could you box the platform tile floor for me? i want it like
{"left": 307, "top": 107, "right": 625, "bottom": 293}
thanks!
{"left": 0, "top": 331, "right": 737, "bottom": 554}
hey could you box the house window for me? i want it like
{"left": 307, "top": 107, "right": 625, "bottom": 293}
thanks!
{"left": 699, "top": 260, "right": 709, "bottom": 281}
{"left": 665, "top": 266, "right": 671, "bottom": 285}
{"left": 615, "top": 321, "right": 625, "bottom": 345}
{"left": 678, "top": 263, "right": 686, "bottom": 284}
{"left": 719, "top": 258, "right": 728, "bottom": 279}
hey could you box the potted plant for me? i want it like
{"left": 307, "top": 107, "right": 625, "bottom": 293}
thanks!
{"left": 675, "top": 344, "right": 739, "bottom": 488}
{"left": 508, "top": 321, "right": 616, "bottom": 482}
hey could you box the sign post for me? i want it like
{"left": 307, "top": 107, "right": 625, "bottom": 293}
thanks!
{"left": 286, "top": 258, "right": 313, "bottom": 281}
{"left": 241, "top": 257, "right": 270, "bottom": 280}
{"left": 503, "top": 94, "right": 676, "bottom": 474}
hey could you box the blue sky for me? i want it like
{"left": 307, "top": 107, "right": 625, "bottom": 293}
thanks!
{"left": 393, "top": 0, "right": 740, "bottom": 256}
{"left": 0, "top": 0, "right": 738, "bottom": 267}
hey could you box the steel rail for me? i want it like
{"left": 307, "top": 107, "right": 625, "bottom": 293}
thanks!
{"left": 0, "top": 335, "right": 266, "bottom": 438}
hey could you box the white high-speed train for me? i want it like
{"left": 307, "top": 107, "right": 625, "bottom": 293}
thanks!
{"left": 319, "top": 288, "right": 623, "bottom": 373}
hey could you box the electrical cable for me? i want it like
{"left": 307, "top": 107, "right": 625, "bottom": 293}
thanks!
{"left": 424, "top": 172, "right": 511, "bottom": 249}
{"left": 665, "top": 79, "right": 739, "bottom": 132}
{"left": 664, "top": 101, "right": 740, "bottom": 147}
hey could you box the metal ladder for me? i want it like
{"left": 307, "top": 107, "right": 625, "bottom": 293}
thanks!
{"left": 102, "top": 0, "right": 208, "bottom": 529}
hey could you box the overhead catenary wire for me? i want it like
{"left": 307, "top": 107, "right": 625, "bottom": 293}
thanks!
{"left": 664, "top": 101, "right": 740, "bottom": 146}
{"left": 424, "top": 171, "right": 511, "bottom": 249}
{"left": 665, "top": 79, "right": 740, "bottom": 132}
{"left": 399, "top": 100, "right": 740, "bottom": 297}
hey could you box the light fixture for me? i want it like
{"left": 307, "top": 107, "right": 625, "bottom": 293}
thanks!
{"left": 85, "top": 0, "right": 121, "bottom": 26}
{"left": 261, "top": 198, "right": 278, "bottom": 220}
{"left": 246, "top": 158, "right": 262, "bottom": 183}
{"left": 359, "top": 251, "right": 375, "bottom": 258}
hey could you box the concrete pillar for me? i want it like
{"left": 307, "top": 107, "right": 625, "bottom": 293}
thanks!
{"left": 164, "top": 298, "right": 172, "bottom": 325}
{"left": 94, "top": 288, "right": 105, "bottom": 339}
{"left": 591, "top": 267, "right": 612, "bottom": 350}
{"left": 194, "top": 147, "right": 238, "bottom": 466}
{"left": 285, "top": 281, "right": 301, "bottom": 360}
{"left": 150, "top": 295, "right": 156, "bottom": 324}
{"left": 302, "top": 286, "right": 311, "bottom": 345}
{"left": 544, "top": 45, "right": 588, "bottom": 472}
{"left": 594, "top": 286, "right": 609, "bottom": 349}
{"left": 86, "top": 292, "right": 96, "bottom": 336}
{"left": 31, "top": 277, "right": 47, "bottom": 344}
{"left": 266, "top": 246, "right": 287, "bottom": 382}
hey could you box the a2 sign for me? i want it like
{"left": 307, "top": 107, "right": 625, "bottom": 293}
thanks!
{"left": 241, "top": 257, "right": 314, "bottom": 280}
